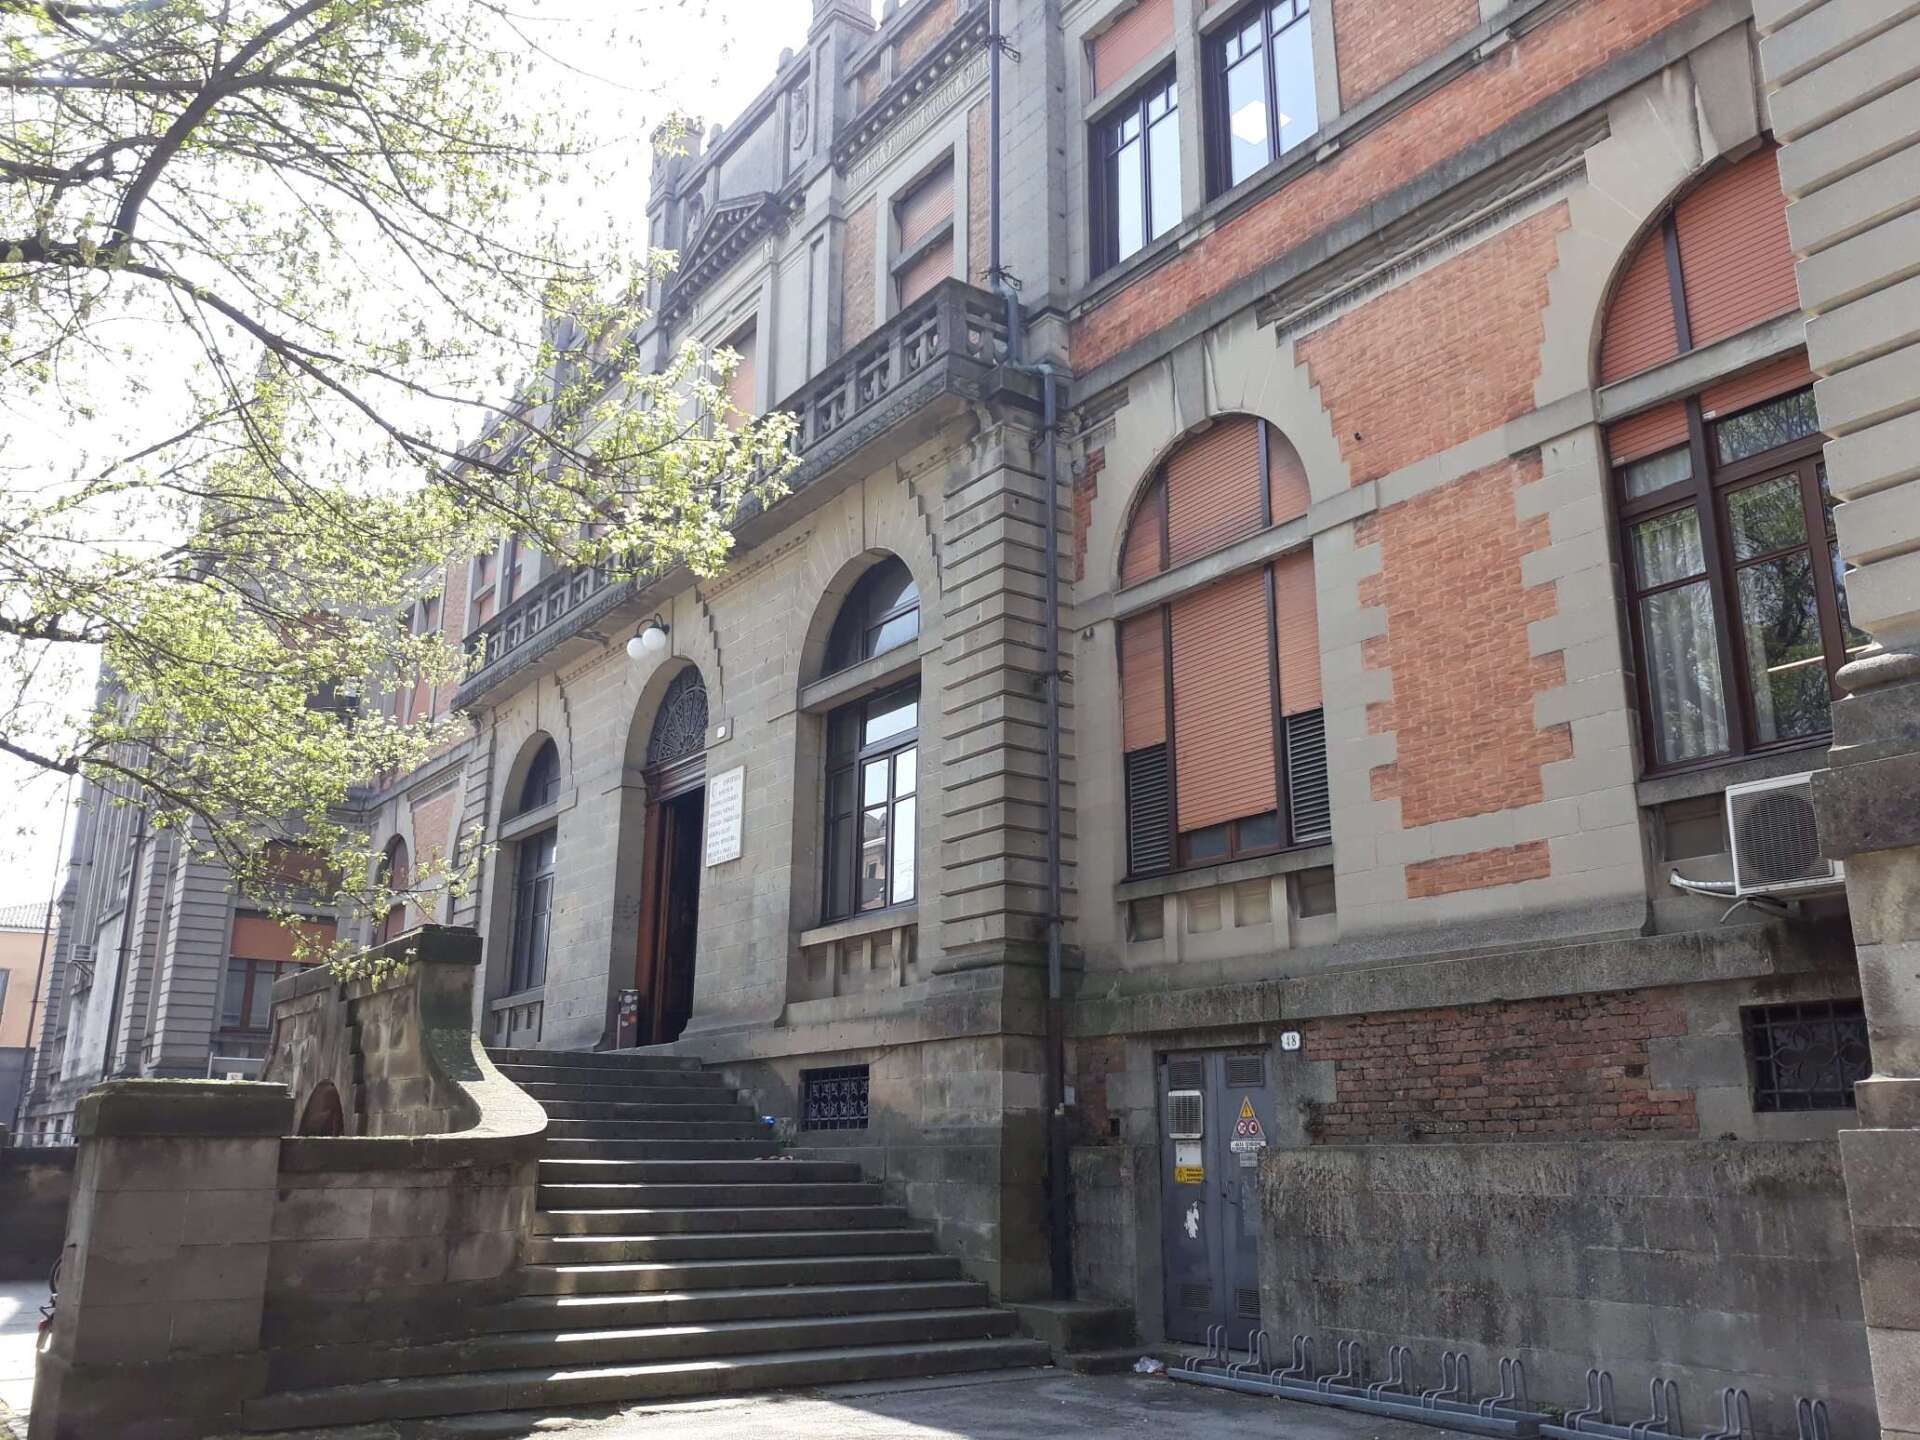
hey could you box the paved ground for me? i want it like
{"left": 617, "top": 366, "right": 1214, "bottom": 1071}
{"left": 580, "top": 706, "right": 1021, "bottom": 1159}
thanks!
{"left": 0, "top": 1283, "right": 48, "bottom": 1439}
{"left": 235, "top": 1368, "right": 1463, "bottom": 1440}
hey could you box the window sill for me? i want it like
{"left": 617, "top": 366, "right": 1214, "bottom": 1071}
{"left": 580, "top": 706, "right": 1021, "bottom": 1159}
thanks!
{"left": 497, "top": 792, "right": 571, "bottom": 844}
{"left": 1636, "top": 741, "right": 1831, "bottom": 808}
{"left": 488, "top": 986, "right": 543, "bottom": 1014}
{"left": 1117, "top": 842, "right": 1333, "bottom": 902}
{"left": 799, "top": 643, "right": 920, "bottom": 715}
{"left": 801, "top": 904, "right": 919, "bottom": 949}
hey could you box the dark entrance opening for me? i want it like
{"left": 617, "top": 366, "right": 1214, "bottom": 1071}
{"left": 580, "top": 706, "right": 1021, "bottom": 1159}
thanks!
{"left": 634, "top": 668, "right": 708, "bottom": 1046}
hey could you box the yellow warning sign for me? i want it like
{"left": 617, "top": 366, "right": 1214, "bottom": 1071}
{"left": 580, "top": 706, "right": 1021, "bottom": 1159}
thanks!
{"left": 1239, "top": 1097, "right": 1256, "bottom": 1120}
{"left": 1174, "top": 1165, "right": 1206, "bottom": 1185}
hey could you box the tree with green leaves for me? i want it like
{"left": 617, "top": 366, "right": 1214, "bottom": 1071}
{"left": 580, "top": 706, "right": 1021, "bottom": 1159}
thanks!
{"left": 0, "top": 0, "right": 795, "bottom": 945}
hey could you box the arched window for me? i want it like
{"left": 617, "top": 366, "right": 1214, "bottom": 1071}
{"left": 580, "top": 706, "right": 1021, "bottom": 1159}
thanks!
{"left": 826, "top": 557, "right": 920, "bottom": 674}
{"left": 376, "top": 837, "right": 409, "bottom": 944}
{"left": 517, "top": 739, "right": 561, "bottom": 815}
{"left": 1599, "top": 146, "right": 1870, "bottom": 770}
{"left": 1116, "top": 418, "right": 1327, "bottom": 875}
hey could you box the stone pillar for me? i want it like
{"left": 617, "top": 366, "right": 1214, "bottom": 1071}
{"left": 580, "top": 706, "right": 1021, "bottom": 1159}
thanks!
{"left": 30, "top": 1080, "right": 292, "bottom": 1440}
{"left": 1754, "top": 2, "right": 1920, "bottom": 1434}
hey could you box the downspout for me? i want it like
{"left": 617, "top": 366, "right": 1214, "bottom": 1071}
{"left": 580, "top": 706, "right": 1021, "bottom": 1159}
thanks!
{"left": 990, "top": 0, "right": 1073, "bottom": 1300}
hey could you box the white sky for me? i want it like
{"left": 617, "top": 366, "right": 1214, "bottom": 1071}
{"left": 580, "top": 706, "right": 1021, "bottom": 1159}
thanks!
{"left": 0, "top": 0, "right": 826, "bottom": 909}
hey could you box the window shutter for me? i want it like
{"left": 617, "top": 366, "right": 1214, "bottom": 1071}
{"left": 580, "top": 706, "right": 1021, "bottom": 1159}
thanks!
{"left": 1125, "top": 743, "right": 1174, "bottom": 873}
{"left": 1120, "top": 610, "right": 1168, "bottom": 751}
{"left": 1701, "top": 351, "right": 1814, "bottom": 421}
{"left": 1091, "top": 0, "right": 1174, "bottom": 95}
{"left": 897, "top": 238, "right": 954, "bottom": 305}
{"left": 1285, "top": 709, "right": 1331, "bottom": 841}
{"left": 1166, "top": 416, "right": 1265, "bottom": 568}
{"left": 1599, "top": 224, "right": 1681, "bottom": 385}
{"left": 1607, "top": 401, "right": 1690, "bottom": 467}
{"left": 1120, "top": 479, "right": 1164, "bottom": 585}
{"left": 1676, "top": 146, "right": 1797, "bottom": 351}
{"left": 1272, "top": 548, "right": 1321, "bottom": 715}
{"left": 1171, "top": 568, "right": 1277, "bottom": 832}
{"left": 1269, "top": 430, "right": 1311, "bottom": 526}
{"left": 897, "top": 163, "right": 955, "bottom": 250}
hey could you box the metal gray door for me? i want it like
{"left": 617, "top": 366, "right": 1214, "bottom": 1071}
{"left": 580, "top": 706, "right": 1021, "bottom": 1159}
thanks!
{"left": 1160, "top": 1049, "right": 1273, "bottom": 1344}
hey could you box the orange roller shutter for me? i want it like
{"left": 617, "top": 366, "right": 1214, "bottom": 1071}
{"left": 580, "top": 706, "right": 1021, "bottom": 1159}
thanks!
{"left": 1273, "top": 550, "right": 1322, "bottom": 715}
{"left": 231, "top": 913, "right": 337, "bottom": 963}
{"left": 1171, "top": 569, "right": 1277, "bottom": 832}
{"left": 1120, "top": 479, "right": 1165, "bottom": 585}
{"left": 1607, "top": 401, "right": 1690, "bottom": 467}
{"left": 1120, "top": 610, "right": 1168, "bottom": 751}
{"left": 1701, "top": 351, "right": 1814, "bottom": 422}
{"left": 1599, "top": 226, "right": 1681, "bottom": 385}
{"left": 1166, "top": 416, "right": 1265, "bottom": 567}
{"left": 897, "top": 163, "right": 955, "bottom": 250}
{"left": 1676, "top": 147, "right": 1798, "bottom": 351}
{"left": 897, "top": 238, "right": 954, "bottom": 305}
{"left": 1268, "top": 429, "right": 1311, "bottom": 525}
{"left": 1091, "top": 0, "right": 1174, "bottom": 95}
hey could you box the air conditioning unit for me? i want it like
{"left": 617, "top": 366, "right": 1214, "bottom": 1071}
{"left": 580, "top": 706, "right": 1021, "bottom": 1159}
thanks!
{"left": 208, "top": 1055, "right": 264, "bottom": 1081}
{"left": 1726, "top": 772, "right": 1844, "bottom": 898}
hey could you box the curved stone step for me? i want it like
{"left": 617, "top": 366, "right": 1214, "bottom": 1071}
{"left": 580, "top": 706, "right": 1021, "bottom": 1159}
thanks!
{"left": 545, "top": 1117, "right": 772, "bottom": 1141}
{"left": 488, "top": 1048, "right": 702, "bottom": 1072}
{"left": 483, "top": 1279, "right": 995, "bottom": 1333}
{"left": 523, "top": 1251, "right": 965, "bottom": 1295}
{"left": 536, "top": 1203, "right": 910, "bottom": 1236}
{"left": 530, "top": 1227, "right": 936, "bottom": 1264}
{"left": 536, "top": 1157, "right": 861, "bottom": 1184}
{"left": 538, "top": 1181, "right": 886, "bottom": 1209}
{"left": 538, "top": 1098, "right": 758, "bottom": 1122}
{"left": 543, "top": 1137, "right": 779, "bottom": 1160}
{"left": 503, "top": 1068, "right": 734, "bottom": 1093}
{"left": 242, "top": 1336, "right": 1051, "bottom": 1430}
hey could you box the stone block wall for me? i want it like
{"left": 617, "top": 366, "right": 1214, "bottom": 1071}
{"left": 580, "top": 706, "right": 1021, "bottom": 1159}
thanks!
{"left": 0, "top": 1145, "right": 74, "bottom": 1281}
{"left": 1263, "top": 1141, "right": 1876, "bottom": 1437}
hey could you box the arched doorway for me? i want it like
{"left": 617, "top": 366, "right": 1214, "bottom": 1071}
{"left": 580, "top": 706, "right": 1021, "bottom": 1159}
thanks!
{"left": 634, "top": 667, "right": 708, "bottom": 1045}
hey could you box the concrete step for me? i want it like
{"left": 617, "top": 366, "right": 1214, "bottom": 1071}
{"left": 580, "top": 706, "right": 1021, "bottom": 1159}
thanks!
{"left": 242, "top": 1337, "right": 1052, "bottom": 1430}
{"left": 538, "top": 1180, "right": 886, "bottom": 1209}
{"left": 518, "top": 1081, "right": 740, "bottom": 1105}
{"left": 489, "top": 1047, "right": 703, "bottom": 1073}
{"left": 523, "top": 1251, "right": 966, "bottom": 1295}
{"left": 543, "top": 1137, "right": 780, "bottom": 1160}
{"left": 530, "top": 1227, "right": 936, "bottom": 1264}
{"left": 270, "top": 1307, "right": 1016, "bottom": 1389}
{"left": 544, "top": 1117, "right": 772, "bottom": 1141}
{"left": 481, "top": 1279, "right": 995, "bottom": 1333}
{"left": 503, "top": 1068, "right": 733, "bottom": 1094}
{"left": 536, "top": 1203, "right": 911, "bottom": 1236}
{"left": 535, "top": 1158, "right": 850, "bottom": 1184}
{"left": 538, "top": 1098, "right": 758, "bottom": 1122}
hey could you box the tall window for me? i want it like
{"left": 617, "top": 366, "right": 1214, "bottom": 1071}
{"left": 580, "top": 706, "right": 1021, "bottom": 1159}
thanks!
{"left": 1617, "top": 385, "right": 1867, "bottom": 768}
{"left": 1206, "top": 0, "right": 1318, "bottom": 195}
{"left": 507, "top": 740, "right": 561, "bottom": 993}
{"left": 894, "top": 161, "right": 956, "bottom": 308}
{"left": 375, "top": 837, "right": 409, "bottom": 944}
{"left": 823, "top": 683, "right": 920, "bottom": 919}
{"left": 1116, "top": 418, "right": 1327, "bottom": 874}
{"left": 221, "top": 913, "right": 336, "bottom": 1057}
{"left": 826, "top": 557, "right": 921, "bottom": 673}
{"left": 1092, "top": 68, "right": 1180, "bottom": 276}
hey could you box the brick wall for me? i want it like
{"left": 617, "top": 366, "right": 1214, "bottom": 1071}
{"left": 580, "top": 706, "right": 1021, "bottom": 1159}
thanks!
{"left": 1407, "top": 841, "right": 1553, "bottom": 898}
{"left": 1334, "top": 0, "right": 1483, "bottom": 108}
{"left": 1360, "top": 457, "right": 1572, "bottom": 834}
{"left": 1303, "top": 988, "right": 1699, "bottom": 1142}
{"left": 895, "top": 0, "right": 957, "bottom": 73}
{"left": 968, "top": 101, "right": 991, "bottom": 286}
{"left": 1070, "top": 1034, "right": 1127, "bottom": 1142}
{"left": 1298, "top": 205, "right": 1569, "bottom": 487}
{"left": 1071, "top": 0, "right": 1711, "bottom": 371}
{"left": 1074, "top": 447, "right": 1105, "bottom": 582}
{"left": 843, "top": 198, "right": 878, "bottom": 348}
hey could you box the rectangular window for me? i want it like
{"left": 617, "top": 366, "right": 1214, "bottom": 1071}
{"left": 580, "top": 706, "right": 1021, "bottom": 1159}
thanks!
{"left": 1614, "top": 382, "right": 1868, "bottom": 772}
{"left": 1207, "top": 0, "right": 1318, "bottom": 195}
{"left": 1742, "top": 999, "right": 1871, "bottom": 1112}
{"left": 894, "top": 161, "right": 955, "bottom": 308}
{"left": 800, "top": 1064, "right": 870, "bottom": 1131}
{"left": 1092, "top": 68, "right": 1180, "bottom": 276}
{"left": 823, "top": 682, "right": 920, "bottom": 921}
{"left": 724, "top": 321, "right": 757, "bottom": 423}
{"left": 509, "top": 828, "right": 557, "bottom": 994}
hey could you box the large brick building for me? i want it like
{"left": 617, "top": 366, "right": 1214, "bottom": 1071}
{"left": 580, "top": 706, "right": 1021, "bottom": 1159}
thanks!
{"left": 25, "top": 0, "right": 1920, "bottom": 1430}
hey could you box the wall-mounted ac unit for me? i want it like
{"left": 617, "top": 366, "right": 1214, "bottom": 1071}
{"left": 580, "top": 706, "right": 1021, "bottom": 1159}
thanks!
{"left": 1726, "top": 772, "right": 1844, "bottom": 898}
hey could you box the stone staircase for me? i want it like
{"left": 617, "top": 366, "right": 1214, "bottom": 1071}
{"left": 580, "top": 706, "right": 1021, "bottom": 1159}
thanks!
{"left": 242, "top": 1048, "right": 1047, "bottom": 1430}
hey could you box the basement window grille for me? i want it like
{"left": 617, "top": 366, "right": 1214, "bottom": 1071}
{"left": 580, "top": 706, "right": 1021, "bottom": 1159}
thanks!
{"left": 1742, "top": 999, "right": 1871, "bottom": 1113}
{"left": 801, "top": 1064, "right": 870, "bottom": 1131}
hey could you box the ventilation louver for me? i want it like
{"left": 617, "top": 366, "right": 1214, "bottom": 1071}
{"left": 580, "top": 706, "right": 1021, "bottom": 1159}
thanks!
{"left": 1166, "top": 1089, "right": 1204, "bottom": 1139}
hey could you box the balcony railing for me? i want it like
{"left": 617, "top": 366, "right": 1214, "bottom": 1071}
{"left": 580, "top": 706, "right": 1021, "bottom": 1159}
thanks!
{"left": 459, "top": 279, "right": 1011, "bottom": 701}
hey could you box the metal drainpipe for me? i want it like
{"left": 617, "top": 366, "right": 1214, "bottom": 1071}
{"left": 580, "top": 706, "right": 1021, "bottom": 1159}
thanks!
{"left": 990, "top": 0, "right": 1074, "bottom": 1300}
{"left": 99, "top": 800, "right": 148, "bottom": 1078}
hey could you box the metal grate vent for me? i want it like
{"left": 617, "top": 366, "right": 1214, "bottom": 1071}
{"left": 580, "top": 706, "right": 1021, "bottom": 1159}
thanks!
{"left": 1178, "top": 1282, "right": 1211, "bottom": 1311}
{"left": 800, "top": 1064, "right": 870, "bottom": 1131}
{"left": 1286, "top": 709, "right": 1331, "bottom": 841}
{"left": 1743, "top": 1000, "right": 1870, "bottom": 1112}
{"left": 1225, "top": 1054, "right": 1265, "bottom": 1089}
{"left": 1126, "top": 744, "right": 1174, "bottom": 873}
{"left": 1167, "top": 1057, "right": 1204, "bottom": 1090}
{"left": 1235, "top": 1287, "right": 1261, "bottom": 1319}
{"left": 1727, "top": 773, "right": 1837, "bottom": 894}
{"left": 1166, "top": 1089, "right": 1203, "bottom": 1139}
